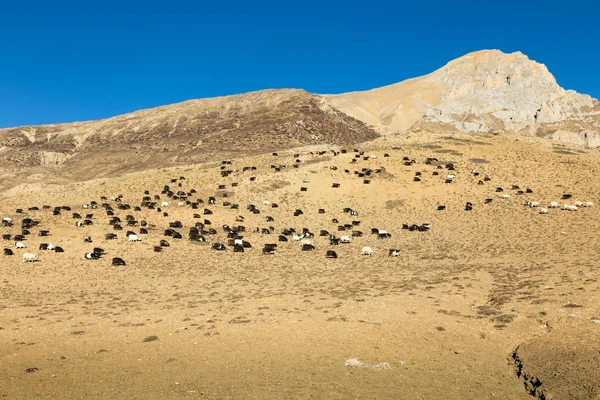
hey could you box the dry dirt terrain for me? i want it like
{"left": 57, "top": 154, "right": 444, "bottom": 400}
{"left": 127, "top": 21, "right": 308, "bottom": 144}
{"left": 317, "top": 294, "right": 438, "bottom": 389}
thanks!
{"left": 1, "top": 131, "right": 599, "bottom": 399}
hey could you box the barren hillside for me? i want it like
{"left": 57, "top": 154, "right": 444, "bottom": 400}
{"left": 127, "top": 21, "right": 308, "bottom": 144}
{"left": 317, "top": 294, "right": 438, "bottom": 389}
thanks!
{"left": 0, "top": 90, "right": 378, "bottom": 196}
{"left": 1, "top": 133, "right": 599, "bottom": 399}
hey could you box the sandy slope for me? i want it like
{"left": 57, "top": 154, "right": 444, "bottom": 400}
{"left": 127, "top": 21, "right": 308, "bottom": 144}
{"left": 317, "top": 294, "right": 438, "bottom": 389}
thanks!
{"left": 1, "top": 132, "right": 599, "bottom": 399}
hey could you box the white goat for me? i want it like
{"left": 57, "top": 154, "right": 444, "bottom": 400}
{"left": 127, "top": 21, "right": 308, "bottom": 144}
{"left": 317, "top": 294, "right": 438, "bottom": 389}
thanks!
{"left": 22, "top": 253, "right": 37, "bottom": 262}
{"left": 340, "top": 236, "right": 352, "bottom": 244}
{"left": 361, "top": 246, "right": 373, "bottom": 256}
{"left": 128, "top": 234, "right": 141, "bottom": 242}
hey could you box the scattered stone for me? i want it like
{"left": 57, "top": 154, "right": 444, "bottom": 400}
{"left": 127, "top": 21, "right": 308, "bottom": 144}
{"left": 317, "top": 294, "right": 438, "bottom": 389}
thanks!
{"left": 344, "top": 358, "right": 391, "bottom": 370}
{"left": 143, "top": 335, "right": 159, "bottom": 342}
{"left": 228, "top": 317, "right": 251, "bottom": 324}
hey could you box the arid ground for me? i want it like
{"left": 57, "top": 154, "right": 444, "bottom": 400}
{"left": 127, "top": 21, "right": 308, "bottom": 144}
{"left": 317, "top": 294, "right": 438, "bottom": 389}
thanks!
{"left": 1, "top": 132, "right": 599, "bottom": 399}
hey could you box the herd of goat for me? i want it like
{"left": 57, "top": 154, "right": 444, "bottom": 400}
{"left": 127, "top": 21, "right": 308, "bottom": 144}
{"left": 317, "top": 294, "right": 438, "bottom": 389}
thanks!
{"left": 1, "top": 148, "right": 594, "bottom": 265}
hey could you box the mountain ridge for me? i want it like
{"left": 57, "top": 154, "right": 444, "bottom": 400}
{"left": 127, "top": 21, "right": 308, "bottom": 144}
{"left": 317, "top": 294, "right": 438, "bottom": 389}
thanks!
{"left": 1, "top": 49, "right": 599, "bottom": 197}
{"left": 324, "top": 50, "right": 600, "bottom": 145}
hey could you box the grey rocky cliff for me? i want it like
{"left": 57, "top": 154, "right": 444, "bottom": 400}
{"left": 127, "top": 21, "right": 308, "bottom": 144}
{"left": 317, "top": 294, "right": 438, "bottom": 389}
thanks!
{"left": 326, "top": 50, "right": 600, "bottom": 147}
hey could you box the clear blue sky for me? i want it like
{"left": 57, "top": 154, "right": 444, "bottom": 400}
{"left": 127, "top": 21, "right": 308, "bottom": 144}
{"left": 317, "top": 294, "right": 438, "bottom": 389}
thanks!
{"left": 1, "top": 0, "right": 599, "bottom": 128}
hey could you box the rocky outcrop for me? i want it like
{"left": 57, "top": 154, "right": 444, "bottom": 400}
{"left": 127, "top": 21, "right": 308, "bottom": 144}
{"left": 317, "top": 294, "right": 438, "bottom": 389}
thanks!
{"left": 325, "top": 50, "right": 600, "bottom": 146}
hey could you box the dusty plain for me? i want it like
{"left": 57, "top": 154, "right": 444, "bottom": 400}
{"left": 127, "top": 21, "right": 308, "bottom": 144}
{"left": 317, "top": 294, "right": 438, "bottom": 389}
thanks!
{"left": 1, "top": 132, "right": 599, "bottom": 399}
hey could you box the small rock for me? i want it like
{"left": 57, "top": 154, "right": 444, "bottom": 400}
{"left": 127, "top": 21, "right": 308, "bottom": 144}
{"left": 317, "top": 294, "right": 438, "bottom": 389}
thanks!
{"left": 143, "top": 335, "right": 159, "bottom": 342}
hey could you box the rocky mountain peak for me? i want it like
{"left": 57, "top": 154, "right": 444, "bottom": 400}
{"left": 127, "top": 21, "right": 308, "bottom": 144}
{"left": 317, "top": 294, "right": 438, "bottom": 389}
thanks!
{"left": 325, "top": 50, "right": 600, "bottom": 146}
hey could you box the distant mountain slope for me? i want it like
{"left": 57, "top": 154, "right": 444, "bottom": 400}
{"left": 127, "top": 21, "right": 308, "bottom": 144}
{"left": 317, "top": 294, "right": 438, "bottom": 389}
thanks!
{"left": 2, "top": 49, "right": 600, "bottom": 197}
{"left": 0, "top": 89, "right": 380, "bottom": 196}
{"left": 0, "top": 89, "right": 377, "bottom": 179}
{"left": 324, "top": 50, "right": 600, "bottom": 146}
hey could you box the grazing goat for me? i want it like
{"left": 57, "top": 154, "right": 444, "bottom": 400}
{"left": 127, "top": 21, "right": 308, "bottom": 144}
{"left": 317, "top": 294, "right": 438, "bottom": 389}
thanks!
{"left": 377, "top": 230, "right": 391, "bottom": 239}
{"left": 84, "top": 252, "right": 100, "bottom": 260}
{"left": 263, "top": 244, "right": 277, "bottom": 255}
{"left": 361, "top": 247, "right": 373, "bottom": 256}
{"left": 211, "top": 243, "right": 226, "bottom": 251}
{"left": 340, "top": 236, "right": 352, "bottom": 244}
{"left": 128, "top": 234, "right": 141, "bottom": 242}
{"left": 112, "top": 257, "right": 126, "bottom": 266}
{"left": 22, "top": 252, "right": 37, "bottom": 262}
{"left": 301, "top": 244, "right": 315, "bottom": 251}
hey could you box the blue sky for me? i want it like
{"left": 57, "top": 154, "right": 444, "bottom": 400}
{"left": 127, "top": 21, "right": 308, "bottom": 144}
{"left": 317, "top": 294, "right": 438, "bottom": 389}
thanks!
{"left": 1, "top": 0, "right": 598, "bottom": 128}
